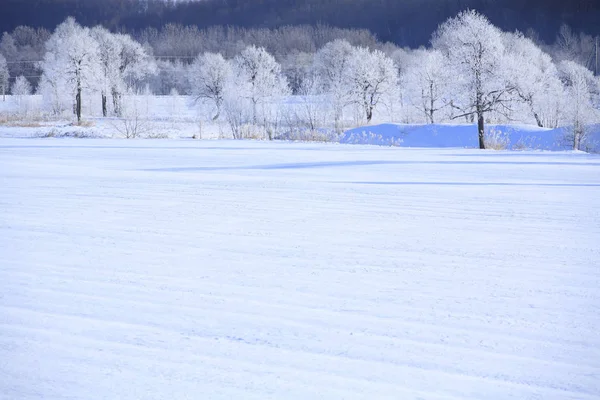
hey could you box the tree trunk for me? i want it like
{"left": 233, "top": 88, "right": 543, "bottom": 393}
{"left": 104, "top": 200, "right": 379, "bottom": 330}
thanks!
{"left": 533, "top": 112, "right": 543, "bottom": 128}
{"left": 573, "top": 125, "right": 582, "bottom": 150}
{"left": 102, "top": 93, "right": 107, "bottom": 117}
{"left": 212, "top": 102, "right": 221, "bottom": 121}
{"left": 478, "top": 113, "right": 485, "bottom": 149}
{"left": 429, "top": 83, "right": 435, "bottom": 124}
{"left": 366, "top": 106, "right": 373, "bottom": 123}
{"left": 76, "top": 84, "right": 82, "bottom": 123}
{"left": 112, "top": 89, "right": 122, "bottom": 117}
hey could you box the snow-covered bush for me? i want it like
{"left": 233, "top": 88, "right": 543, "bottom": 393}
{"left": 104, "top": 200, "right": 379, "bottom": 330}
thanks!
{"left": 276, "top": 128, "right": 340, "bottom": 143}
{"left": 11, "top": 75, "right": 32, "bottom": 114}
{"left": 484, "top": 127, "right": 510, "bottom": 150}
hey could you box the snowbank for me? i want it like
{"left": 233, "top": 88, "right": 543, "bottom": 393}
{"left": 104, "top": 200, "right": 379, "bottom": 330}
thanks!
{"left": 341, "top": 123, "right": 600, "bottom": 151}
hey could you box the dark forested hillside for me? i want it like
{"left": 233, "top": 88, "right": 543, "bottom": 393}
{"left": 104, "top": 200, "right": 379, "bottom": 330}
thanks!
{"left": 1, "top": 0, "right": 599, "bottom": 47}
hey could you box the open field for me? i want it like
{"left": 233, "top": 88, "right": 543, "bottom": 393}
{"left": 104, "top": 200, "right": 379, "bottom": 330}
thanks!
{"left": 1, "top": 139, "right": 599, "bottom": 399}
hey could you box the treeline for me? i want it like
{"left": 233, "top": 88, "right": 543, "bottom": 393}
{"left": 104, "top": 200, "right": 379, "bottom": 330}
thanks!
{"left": 2, "top": 13, "right": 598, "bottom": 151}
{"left": 1, "top": 0, "right": 599, "bottom": 48}
{"left": 2, "top": 20, "right": 598, "bottom": 97}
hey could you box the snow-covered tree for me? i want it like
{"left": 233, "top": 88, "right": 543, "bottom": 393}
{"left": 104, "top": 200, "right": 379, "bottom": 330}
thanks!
{"left": 550, "top": 24, "right": 598, "bottom": 72}
{"left": 91, "top": 27, "right": 120, "bottom": 117}
{"left": 558, "top": 60, "right": 599, "bottom": 150}
{"left": 0, "top": 54, "right": 8, "bottom": 101}
{"left": 112, "top": 33, "right": 156, "bottom": 115}
{"left": 281, "top": 51, "right": 314, "bottom": 94}
{"left": 312, "top": 39, "right": 355, "bottom": 131}
{"left": 504, "top": 32, "right": 565, "bottom": 128}
{"left": 92, "top": 29, "right": 156, "bottom": 117}
{"left": 150, "top": 59, "right": 189, "bottom": 96}
{"left": 402, "top": 49, "right": 449, "bottom": 124}
{"left": 345, "top": 47, "right": 398, "bottom": 123}
{"left": 11, "top": 75, "right": 31, "bottom": 96}
{"left": 432, "top": 10, "right": 515, "bottom": 149}
{"left": 231, "top": 45, "right": 289, "bottom": 124}
{"left": 37, "top": 51, "right": 70, "bottom": 115}
{"left": 188, "top": 52, "right": 232, "bottom": 120}
{"left": 11, "top": 75, "right": 31, "bottom": 113}
{"left": 40, "top": 18, "right": 101, "bottom": 122}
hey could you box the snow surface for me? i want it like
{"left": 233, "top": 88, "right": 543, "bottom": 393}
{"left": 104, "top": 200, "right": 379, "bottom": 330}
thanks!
{"left": 342, "top": 123, "right": 600, "bottom": 151}
{"left": 1, "top": 139, "right": 600, "bottom": 399}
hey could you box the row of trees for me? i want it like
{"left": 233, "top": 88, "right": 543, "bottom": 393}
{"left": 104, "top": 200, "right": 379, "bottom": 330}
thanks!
{"left": 185, "top": 11, "right": 599, "bottom": 148}
{"left": 1, "top": 0, "right": 598, "bottom": 49}
{"left": 35, "top": 18, "right": 156, "bottom": 122}
{"left": 1, "top": 12, "right": 599, "bottom": 149}
{"left": 1, "top": 20, "right": 598, "bottom": 96}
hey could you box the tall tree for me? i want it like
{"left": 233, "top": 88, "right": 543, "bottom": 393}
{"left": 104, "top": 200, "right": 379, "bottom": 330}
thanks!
{"left": 432, "top": 10, "right": 515, "bottom": 149}
{"left": 312, "top": 39, "right": 354, "bottom": 131}
{"left": 232, "top": 45, "right": 289, "bottom": 125}
{"left": 111, "top": 33, "right": 156, "bottom": 116}
{"left": 504, "top": 32, "right": 564, "bottom": 128}
{"left": 402, "top": 49, "right": 450, "bottom": 124}
{"left": 91, "top": 26, "right": 121, "bottom": 117}
{"left": 40, "top": 18, "right": 101, "bottom": 122}
{"left": 188, "top": 52, "right": 232, "bottom": 120}
{"left": 558, "top": 60, "right": 599, "bottom": 150}
{"left": 345, "top": 47, "right": 398, "bottom": 123}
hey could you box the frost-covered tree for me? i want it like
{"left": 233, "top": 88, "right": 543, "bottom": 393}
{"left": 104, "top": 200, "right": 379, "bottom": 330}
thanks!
{"left": 112, "top": 33, "right": 156, "bottom": 115}
{"left": 189, "top": 52, "right": 232, "bottom": 120}
{"left": 558, "top": 60, "right": 599, "bottom": 150}
{"left": 11, "top": 75, "right": 31, "bottom": 96}
{"left": 281, "top": 51, "right": 314, "bottom": 94}
{"left": 550, "top": 24, "right": 598, "bottom": 72}
{"left": 402, "top": 49, "right": 449, "bottom": 124}
{"left": 40, "top": 18, "right": 101, "bottom": 122}
{"left": 345, "top": 47, "right": 398, "bottom": 123}
{"left": 37, "top": 51, "right": 70, "bottom": 115}
{"left": 231, "top": 45, "right": 289, "bottom": 124}
{"left": 312, "top": 40, "right": 355, "bottom": 131}
{"left": 91, "top": 27, "right": 120, "bottom": 117}
{"left": 0, "top": 54, "right": 9, "bottom": 101}
{"left": 504, "top": 32, "right": 565, "bottom": 128}
{"left": 11, "top": 75, "right": 31, "bottom": 113}
{"left": 432, "top": 10, "right": 515, "bottom": 149}
{"left": 150, "top": 59, "right": 189, "bottom": 96}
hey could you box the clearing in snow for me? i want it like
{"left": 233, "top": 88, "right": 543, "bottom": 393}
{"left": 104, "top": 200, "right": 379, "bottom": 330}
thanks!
{"left": 1, "top": 139, "right": 599, "bottom": 399}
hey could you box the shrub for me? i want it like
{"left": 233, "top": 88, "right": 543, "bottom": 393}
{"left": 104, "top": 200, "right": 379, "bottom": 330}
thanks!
{"left": 484, "top": 128, "right": 510, "bottom": 150}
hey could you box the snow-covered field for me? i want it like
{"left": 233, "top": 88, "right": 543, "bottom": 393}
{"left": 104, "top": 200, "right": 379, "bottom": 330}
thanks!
{"left": 1, "top": 139, "right": 600, "bottom": 399}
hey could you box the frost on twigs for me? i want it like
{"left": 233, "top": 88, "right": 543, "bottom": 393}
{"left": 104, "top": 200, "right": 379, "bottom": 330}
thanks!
{"left": 484, "top": 128, "right": 510, "bottom": 150}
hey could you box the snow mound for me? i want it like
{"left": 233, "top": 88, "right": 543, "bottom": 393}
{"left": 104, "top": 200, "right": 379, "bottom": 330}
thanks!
{"left": 341, "top": 123, "right": 600, "bottom": 151}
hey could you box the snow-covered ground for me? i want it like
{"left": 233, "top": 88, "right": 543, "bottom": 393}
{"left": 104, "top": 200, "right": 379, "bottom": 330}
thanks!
{"left": 2, "top": 95, "right": 599, "bottom": 152}
{"left": 1, "top": 139, "right": 600, "bottom": 399}
{"left": 342, "top": 123, "right": 600, "bottom": 151}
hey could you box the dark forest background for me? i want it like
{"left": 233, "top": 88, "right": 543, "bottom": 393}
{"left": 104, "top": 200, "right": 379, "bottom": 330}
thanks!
{"left": 1, "top": 0, "right": 599, "bottom": 47}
